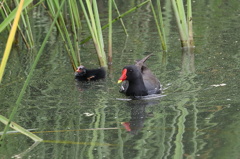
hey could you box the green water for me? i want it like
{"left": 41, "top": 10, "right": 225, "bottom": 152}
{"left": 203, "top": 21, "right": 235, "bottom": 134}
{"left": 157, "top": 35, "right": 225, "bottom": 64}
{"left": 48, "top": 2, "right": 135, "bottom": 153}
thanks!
{"left": 0, "top": 0, "right": 240, "bottom": 159}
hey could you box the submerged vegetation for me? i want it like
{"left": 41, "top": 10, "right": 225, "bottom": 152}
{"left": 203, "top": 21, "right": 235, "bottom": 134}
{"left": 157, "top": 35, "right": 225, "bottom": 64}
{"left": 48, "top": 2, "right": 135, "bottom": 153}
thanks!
{"left": 0, "top": 0, "right": 194, "bottom": 144}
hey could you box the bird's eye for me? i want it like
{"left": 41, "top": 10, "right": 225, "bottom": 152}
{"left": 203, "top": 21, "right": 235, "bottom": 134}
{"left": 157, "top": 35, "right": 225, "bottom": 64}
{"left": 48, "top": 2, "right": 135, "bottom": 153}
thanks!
{"left": 129, "top": 69, "right": 133, "bottom": 72}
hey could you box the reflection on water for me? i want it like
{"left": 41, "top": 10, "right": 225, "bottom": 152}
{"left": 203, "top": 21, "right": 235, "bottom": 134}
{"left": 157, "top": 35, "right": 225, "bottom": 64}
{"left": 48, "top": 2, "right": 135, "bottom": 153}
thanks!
{"left": 12, "top": 141, "right": 41, "bottom": 159}
{"left": 1, "top": 0, "right": 240, "bottom": 159}
{"left": 122, "top": 100, "right": 161, "bottom": 135}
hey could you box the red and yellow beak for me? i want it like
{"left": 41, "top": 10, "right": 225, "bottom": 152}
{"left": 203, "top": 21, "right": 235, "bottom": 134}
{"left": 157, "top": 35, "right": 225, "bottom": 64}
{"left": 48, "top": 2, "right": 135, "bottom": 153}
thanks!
{"left": 118, "top": 69, "right": 127, "bottom": 83}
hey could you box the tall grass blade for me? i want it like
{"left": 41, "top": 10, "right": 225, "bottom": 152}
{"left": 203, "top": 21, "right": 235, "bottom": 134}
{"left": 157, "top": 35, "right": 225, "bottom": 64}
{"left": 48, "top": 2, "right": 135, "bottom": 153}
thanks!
{"left": 108, "top": 0, "right": 113, "bottom": 64}
{"left": 68, "top": 0, "right": 81, "bottom": 65}
{"left": 14, "top": 0, "right": 34, "bottom": 48}
{"left": 0, "top": 115, "right": 42, "bottom": 141}
{"left": 112, "top": 0, "right": 128, "bottom": 36}
{"left": 157, "top": 0, "right": 167, "bottom": 50}
{"left": 171, "top": 0, "right": 187, "bottom": 47}
{"left": 0, "top": 0, "right": 33, "bottom": 33}
{"left": 47, "top": 0, "right": 79, "bottom": 69}
{"left": 176, "top": 0, "right": 188, "bottom": 39}
{"left": 45, "top": 0, "right": 75, "bottom": 69}
{"left": 0, "top": 2, "right": 11, "bottom": 32}
{"left": 0, "top": 0, "right": 66, "bottom": 142}
{"left": 69, "top": 0, "right": 81, "bottom": 30}
{"left": 80, "top": 0, "right": 150, "bottom": 44}
{"left": 80, "top": 0, "right": 107, "bottom": 67}
{"left": 171, "top": 0, "right": 194, "bottom": 47}
{"left": 45, "top": 0, "right": 70, "bottom": 67}
{"left": 79, "top": 0, "right": 96, "bottom": 45}
{"left": 150, "top": 0, "right": 167, "bottom": 51}
{"left": 0, "top": 0, "right": 25, "bottom": 84}
{"left": 69, "top": 0, "right": 82, "bottom": 64}
{"left": 1, "top": 1, "right": 30, "bottom": 48}
{"left": 92, "top": 0, "right": 107, "bottom": 66}
{"left": 22, "top": 3, "right": 34, "bottom": 47}
{"left": 92, "top": 0, "right": 104, "bottom": 51}
{"left": 187, "top": 0, "right": 194, "bottom": 46}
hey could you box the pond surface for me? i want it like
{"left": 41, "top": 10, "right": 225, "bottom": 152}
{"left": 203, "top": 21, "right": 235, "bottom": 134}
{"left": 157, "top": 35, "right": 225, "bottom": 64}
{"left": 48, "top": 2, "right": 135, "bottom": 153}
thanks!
{"left": 0, "top": 1, "right": 240, "bottom": 159}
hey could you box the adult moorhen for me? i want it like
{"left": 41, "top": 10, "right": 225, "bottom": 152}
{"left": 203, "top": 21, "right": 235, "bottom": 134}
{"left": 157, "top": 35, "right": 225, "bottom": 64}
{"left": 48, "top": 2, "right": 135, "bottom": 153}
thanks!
{"left": 75, "top": 65, "right": 106, "bottom": 81}
{"left": 118, "top": 54, "right": 161, "bottom": 97}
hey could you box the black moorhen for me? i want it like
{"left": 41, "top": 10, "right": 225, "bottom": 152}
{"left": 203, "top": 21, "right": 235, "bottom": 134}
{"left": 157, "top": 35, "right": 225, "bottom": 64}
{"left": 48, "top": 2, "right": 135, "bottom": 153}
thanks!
{"left": 118, "top": 54, "right": 161, "bottom": 97}
{"left": 75, "top": 65, "right": 106, "bottom": 81}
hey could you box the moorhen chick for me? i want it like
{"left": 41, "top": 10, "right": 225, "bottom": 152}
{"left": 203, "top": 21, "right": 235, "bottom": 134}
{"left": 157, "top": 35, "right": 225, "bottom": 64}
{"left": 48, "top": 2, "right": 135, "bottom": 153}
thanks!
{"left": 75, "top": 65, "right": 106, "bottom": 81}
{"left": 118, "top": 54, "right": 161, "bottom": 97}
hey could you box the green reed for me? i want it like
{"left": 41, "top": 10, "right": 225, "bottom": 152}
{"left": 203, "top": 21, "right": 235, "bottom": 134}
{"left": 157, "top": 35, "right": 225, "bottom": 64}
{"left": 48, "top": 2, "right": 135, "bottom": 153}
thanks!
{"left": 150, "top": 0, "right": 167, "bottom": 51}
{"left": 0, "top": 0, "right": 195, "bottom": 72}
{"left": 0, "top": 0, "right": 25, "bottom": 83}
{"left": 46, "top": 0, "right": 79, "bottom": 69}
{"left": 0, "top": 0, "right": 37, "bottom": 141}
{"left": 113, "top": 0, "right": 128, "bottom": 36}
{"left": 171, "top": 0, "right": 194, "bottom": 47}
{"left": 18, "top": 0, "right": 34, "bottom": 48}
{"left": 0, "top": 0, "right": 66, "bottom": 142}
{"left": 108, "top": 0, "right": 113, "bottom": 64}
{"left": 187, "top": 0, "right": 193, "bottom": 46}
{"left": 0, "top": 1, "right": 12, "bottom": 32}
{"left": 0, "top": 115, "right": 42, "bottom": 141}
{"left": 0, "top": 0, "right": 34, "bottom": 48}
{"left": 68, "top": 0, "right": 82, "bottom": 64}
{"left": 80, "top": 0, "right": 150, "bottom": 45}
{"left": 80, "top": 0, "right": 107, "bottom": 67}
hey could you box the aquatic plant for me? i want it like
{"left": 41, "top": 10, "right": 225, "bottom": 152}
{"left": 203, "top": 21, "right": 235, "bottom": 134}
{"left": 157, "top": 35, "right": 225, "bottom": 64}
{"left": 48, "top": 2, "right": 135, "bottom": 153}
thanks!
{"left": 108, "top": 0, "right": 113, "bottom": 65}
{"left": 1, "top": 0, "right": 169, "bottom": 69}
{"left": 0, "top": 0, "right": 44, "bottom": 142}
{"left": 171, "top": 0, "right": 194, "bottom": 47}
{"left": 80, "top": 0, "right": 107, "bottom": 67}
{"left": 150, "top": 0, "right": 167, "bottom": 51}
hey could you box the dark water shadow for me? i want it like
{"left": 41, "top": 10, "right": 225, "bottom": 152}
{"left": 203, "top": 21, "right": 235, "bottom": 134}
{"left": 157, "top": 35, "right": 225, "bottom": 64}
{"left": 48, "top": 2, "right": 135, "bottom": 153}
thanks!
{"left": 75, "top": 79, "right": 106, "bottom": 92}
{"left": 122, "top": 99, "right": 162, "bottom": 135}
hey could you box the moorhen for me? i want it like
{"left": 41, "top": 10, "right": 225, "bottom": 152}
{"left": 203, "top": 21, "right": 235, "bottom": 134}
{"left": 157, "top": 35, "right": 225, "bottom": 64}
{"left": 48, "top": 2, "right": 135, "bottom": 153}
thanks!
{"left": 75, "top": 65, "right": 106, "bottom": 81}
{"left": 118, "top": 54, "right": 161, "bottom": 97}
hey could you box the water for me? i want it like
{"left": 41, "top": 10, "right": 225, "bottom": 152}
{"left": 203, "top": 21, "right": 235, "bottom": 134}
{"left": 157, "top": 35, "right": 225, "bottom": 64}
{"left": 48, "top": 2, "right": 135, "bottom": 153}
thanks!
{"left": 0, "top": 0, "right": 240, "bottom": 158}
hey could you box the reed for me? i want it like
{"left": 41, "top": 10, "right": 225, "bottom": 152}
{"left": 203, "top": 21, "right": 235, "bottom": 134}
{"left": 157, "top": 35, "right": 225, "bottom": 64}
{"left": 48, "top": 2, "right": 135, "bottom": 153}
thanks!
{"left": 79, "top": 0, "right": 107, "bottom": 67}
{"left": 0, "top": 115, "right": 42, "bottom": 141}
{"left": 187, "top": 0, "right": 194, "bottom": 46}
{"left": 0, "top": 0, "right": 33, "bottom": 33}
{"left": 45, "top": 0, "right": 75, "bottom": 70}
{"left": 0, "top": 0, "right": 25, "bottom": 84}
{"left": 80, "top": 0, "right": 150, "bottom": 44}
{"left": 18, "top": 0, "right": 34, "bottom": 48}
{"left": 112, "top": 0, "right": 128, "bottom": 36}
{"left": 0, "top": 0, "right": 66, "bottom": 142}
{"left": 108, "top": 0, "right": 113, "bottom": 64}
{"left": 171, "top": 0, "right": 194, "bottom": 47}
{"left": 46, "top": 0, "right": 79, "bottom": 69}
{"left": 68, "top": 0, "right": 82, "bottom": 64}
{"left": 157, "top": 0, "right": 167, "bottom": 50}
{"left": 150, "top": 0, "right": 167, "bottom": 51}
{"left": 0, "top": 1, "right": 11, "bottom": 32}
{"left": 0, "top": 0, "right": 170, "bottom": 70}
{"left": 0, "top": 0, "right": 33, "bottom": 48}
